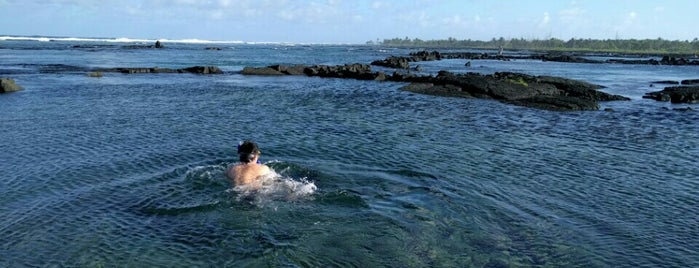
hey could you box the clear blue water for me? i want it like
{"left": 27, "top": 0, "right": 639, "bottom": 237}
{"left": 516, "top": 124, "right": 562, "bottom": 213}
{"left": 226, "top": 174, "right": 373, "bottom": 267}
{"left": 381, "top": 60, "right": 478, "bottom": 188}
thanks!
{"left": 1, "top": 40, "right": 698, "bottom": 267}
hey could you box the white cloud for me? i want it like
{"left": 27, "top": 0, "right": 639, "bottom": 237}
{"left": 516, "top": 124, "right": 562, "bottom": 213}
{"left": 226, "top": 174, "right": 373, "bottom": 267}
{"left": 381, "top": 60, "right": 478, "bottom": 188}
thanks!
{"left": 559, "top": 7, "right": 584, "bottom": 22}
{"left": 209, "top": 10, "right": 224, "bottom": 20}
{"left": 617, "top": 11, "right": 639, "bottom": 31}
{"left": 124, "top": 3, "right": 143, "bottom": 15}
{"left": 218, "top": 0, "right": 232, "bottom": 8}
{"left": 372, "top": 1, "right": 388, "bottom": 9}
{"left": 417, "top": 12, "right": 433, "bottom": 27}
{"left": 441, "top": 15, "right": 464, "bottom": 27}
{"left": 538, "top": 11, "right": 550, "bottom": 28}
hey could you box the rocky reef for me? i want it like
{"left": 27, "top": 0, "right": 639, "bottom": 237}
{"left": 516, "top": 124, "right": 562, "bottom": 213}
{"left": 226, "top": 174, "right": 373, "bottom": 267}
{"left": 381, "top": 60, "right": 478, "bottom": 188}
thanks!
{"left": 241, "top": 63, "right": 629, "bottom": 111}
{"left": 643, "top": 86, "right": 699, "bottom": 103}
{"left": 400, "top": 71, "right": 629, "bottom": 111}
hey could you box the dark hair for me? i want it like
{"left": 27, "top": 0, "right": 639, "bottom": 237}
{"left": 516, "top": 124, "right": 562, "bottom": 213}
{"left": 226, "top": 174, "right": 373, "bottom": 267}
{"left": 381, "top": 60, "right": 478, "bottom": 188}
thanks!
{"left": 238, "top": 140, "right": 261, "bottom": 163}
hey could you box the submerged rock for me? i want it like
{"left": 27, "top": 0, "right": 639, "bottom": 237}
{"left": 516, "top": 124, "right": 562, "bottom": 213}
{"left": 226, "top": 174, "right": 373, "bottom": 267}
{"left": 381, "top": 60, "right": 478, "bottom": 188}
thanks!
{"left": 674, "top": 107, "right": 694, "bottom": 111}
{"left": 96, "top": 66, "right": 223, "bottom": 74}
{"left": 0, "top": 78, "right": 23, "bottom": 93}
{"left": 507, "top": 95, "right": 600, "bottom": 111}
{"left": 88, "top": 71, "right": 103, "bottom": 78}
{"left": 241, "top": 66, "right": 284, "bottom": 75}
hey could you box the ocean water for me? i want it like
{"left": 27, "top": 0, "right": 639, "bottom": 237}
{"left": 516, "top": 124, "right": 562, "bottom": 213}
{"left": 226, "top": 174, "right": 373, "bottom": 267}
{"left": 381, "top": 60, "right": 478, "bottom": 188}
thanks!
{"left": 1, "top": 38, "right": 698, "bottom": 267}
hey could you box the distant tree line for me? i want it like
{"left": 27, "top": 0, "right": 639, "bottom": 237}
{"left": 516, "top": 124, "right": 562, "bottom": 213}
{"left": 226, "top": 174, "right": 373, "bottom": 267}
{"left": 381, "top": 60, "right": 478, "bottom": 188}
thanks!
{"left": 374, "top": 37, "right": 699, "bottom": 55}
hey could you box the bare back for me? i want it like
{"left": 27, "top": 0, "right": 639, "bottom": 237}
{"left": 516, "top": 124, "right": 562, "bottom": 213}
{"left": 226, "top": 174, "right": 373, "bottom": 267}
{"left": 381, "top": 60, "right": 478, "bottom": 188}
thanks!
{"left": 227, "top": 163, "right": 271, "bottom": 187}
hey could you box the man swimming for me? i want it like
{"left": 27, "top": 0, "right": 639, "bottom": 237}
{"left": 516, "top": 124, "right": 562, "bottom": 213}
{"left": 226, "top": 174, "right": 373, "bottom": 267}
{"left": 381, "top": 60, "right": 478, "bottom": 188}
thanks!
{"left": 227, "top": 140, "right": 271, "bottom": 188}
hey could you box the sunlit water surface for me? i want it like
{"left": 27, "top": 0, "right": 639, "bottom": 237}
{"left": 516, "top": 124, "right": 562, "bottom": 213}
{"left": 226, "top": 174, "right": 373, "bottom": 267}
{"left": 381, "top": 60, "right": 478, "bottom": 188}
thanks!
{"left": 1, "top": 41, "right": 697, "bottom": 267}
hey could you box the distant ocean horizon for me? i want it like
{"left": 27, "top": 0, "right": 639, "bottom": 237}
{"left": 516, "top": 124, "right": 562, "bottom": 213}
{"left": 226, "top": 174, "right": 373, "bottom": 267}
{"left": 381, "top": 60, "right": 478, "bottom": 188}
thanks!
{"left": 0, "top": 34, "right": 355, "bottom": 45}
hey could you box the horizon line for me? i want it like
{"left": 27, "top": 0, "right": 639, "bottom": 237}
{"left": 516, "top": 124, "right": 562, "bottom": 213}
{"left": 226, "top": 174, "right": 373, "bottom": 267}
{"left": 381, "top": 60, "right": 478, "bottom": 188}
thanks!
{"left": 2, "top": 34, "right": 697, "bottom": 46}
{"left": 0, "top": 35, "right": 355, "bottom": 46}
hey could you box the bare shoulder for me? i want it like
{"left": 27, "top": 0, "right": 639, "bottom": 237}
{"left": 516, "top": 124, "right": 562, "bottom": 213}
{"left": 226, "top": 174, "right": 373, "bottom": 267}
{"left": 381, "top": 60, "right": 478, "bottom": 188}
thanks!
{"left": 226, "top": 164, "right": 239, "bottom": 179}
{"left": 257, "top": 163, "right": 271, "bottom": 175}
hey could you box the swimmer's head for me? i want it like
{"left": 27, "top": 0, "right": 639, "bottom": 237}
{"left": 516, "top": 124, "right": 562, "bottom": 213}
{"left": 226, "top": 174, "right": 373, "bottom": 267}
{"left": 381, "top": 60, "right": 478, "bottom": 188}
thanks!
{"left": 238, "top": 140, "right": 261, "bottom": 163}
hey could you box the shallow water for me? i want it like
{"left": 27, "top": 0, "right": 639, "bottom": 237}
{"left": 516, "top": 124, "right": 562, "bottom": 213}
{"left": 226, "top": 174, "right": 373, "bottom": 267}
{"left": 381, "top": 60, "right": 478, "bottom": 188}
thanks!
{"left": 1, "top": 40, "right": 698, "bottom": 267}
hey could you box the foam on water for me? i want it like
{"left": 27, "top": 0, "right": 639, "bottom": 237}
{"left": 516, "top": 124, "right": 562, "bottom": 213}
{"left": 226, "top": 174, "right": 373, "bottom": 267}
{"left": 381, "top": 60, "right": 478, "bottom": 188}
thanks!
{"left": 230, "top": 162, "right": 318, "bottom": 205}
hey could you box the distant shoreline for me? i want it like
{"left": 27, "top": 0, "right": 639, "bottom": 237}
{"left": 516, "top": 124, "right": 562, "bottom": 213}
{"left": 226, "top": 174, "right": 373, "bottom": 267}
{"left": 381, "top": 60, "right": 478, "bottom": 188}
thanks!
{"left": 3, "top": 34, "right": 699, "bottom": 57}
{"left": 375, "top": 37, "right": 699, "bottom": 57}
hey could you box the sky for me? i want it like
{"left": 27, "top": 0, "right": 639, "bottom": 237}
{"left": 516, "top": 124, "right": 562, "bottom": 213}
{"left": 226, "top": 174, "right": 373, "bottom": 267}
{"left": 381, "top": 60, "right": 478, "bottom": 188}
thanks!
{"left": 0, "top": 0, "right": 696, "bottom": 44}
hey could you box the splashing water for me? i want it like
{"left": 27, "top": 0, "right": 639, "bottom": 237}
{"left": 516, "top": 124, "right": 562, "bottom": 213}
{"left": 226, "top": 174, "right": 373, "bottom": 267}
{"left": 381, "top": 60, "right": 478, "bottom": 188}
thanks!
{"left": 230, "top": 164, "right": 318, "bottom": 205}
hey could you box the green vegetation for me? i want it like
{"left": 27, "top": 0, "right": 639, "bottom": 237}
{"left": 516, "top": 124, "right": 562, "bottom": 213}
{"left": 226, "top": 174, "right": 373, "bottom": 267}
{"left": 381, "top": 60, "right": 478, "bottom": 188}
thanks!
{"left": 376, "top": 37, "right": 699, "bottom": 55}
{"left": 88, "top": 71, "right": 103, "bottom": 78}
{"left": 508, "top": 77, "right": 529, "bottom": 87}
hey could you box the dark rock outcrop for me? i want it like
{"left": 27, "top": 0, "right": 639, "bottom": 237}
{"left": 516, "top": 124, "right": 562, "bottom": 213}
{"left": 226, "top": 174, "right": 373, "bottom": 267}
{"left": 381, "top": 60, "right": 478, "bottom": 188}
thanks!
{"left": 370, "top": 50, "right": 443, "bottom": 69}
{"left": 586, "top": 56, "right": 699, "bottom": 65}
{"left": 652, "top": 80, "right": 680, "bottom": 85}
{"left": 681, "top": 79, "right": 699, "bottom": 85}
{"left": 180, "top": 66, "right": 223, "bottom": 74}
{"left": 243, "top": 64, "right": 384, "bottom": 80}
{"left": 371, "top": 56, "right": 411, "bottom": 69}
{"left": 643, "top": 86, "right": 699, "bottom": 103}
{"left": 660, "top": 56, "right": 699, "bottom": 65}
{"left": 0, "top": 78, "right": 23, "bottom": 93}
{"left": 539, "top": 54, "right": 603, "bottom": 64}
{"left": 410, "top": 50, "right": 442, "bottom": 61}
{"left": 400, "top": 71, "right": 628, "bottom": 111}
{"left": 241, "top": 62, "right": 628, "bottom": 111}
{"left": 96, "top": 66, "right": 223, "bottom": 74}
{"left": 304, "top": 63, "right": 378, "bottom": 80}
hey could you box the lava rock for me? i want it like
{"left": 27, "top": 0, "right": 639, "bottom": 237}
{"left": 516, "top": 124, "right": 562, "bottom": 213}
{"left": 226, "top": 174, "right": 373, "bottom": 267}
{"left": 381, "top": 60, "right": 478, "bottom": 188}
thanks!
{"left": 0, "top": 78, "right": 23, "bottom": 93}
{"left": 643, "top": 86, "right": 699, "bottom": 103}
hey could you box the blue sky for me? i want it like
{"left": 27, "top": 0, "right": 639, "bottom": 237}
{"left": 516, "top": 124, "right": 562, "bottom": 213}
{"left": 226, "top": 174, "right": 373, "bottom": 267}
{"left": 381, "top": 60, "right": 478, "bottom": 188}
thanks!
{"left": 0, "top": 0, "right": 696, "bottom": 43}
